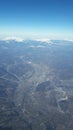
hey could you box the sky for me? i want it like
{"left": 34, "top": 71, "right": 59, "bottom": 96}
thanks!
{"left": 0, "top": 0, "right": 73, "bottom": 40}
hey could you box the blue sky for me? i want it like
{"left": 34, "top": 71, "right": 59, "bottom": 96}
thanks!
{"left": 0, "top": 0, "right": 73, "bottom": 39}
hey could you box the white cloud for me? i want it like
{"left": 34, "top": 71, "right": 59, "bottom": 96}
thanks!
{"left": 0, "top": 36, "right": 25, "bottom": 42}
{"left": 64, "top": 39, "right": 73, "bottom": 42}
{"left": 0, "top": 36, "right": 52, "bottom": 43}
{"left": 32, "top": 38, "right": 52, "bottom": 44}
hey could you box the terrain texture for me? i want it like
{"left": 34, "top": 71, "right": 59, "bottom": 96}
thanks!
{"left": 0, "top": 40, "right": 73, "bottom": 130}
